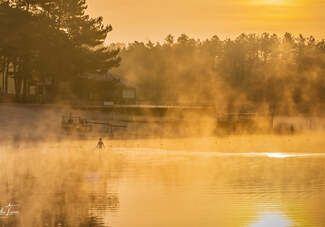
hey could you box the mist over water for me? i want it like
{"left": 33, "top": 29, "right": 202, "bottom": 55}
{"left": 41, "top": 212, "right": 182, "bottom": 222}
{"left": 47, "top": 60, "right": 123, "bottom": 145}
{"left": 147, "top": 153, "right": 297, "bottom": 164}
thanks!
{"left": 1, "top": 135, "right": 325, "bottom": 227}
{"left": 1, "top": 105, "right": 325, "bottom": 226}
{"left": 1, "top": 1, "right": 325, "bottom": 226}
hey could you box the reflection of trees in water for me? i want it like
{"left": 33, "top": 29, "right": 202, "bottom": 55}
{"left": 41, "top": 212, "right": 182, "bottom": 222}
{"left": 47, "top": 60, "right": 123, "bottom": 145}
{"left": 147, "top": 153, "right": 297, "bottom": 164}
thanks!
{"left": 89, "top": 193, "right": 120, "bottom": 212}
{"left": 0, "top": 218, "right": 18, "bottom": 226}
{"left": 0, "top": 189, "right": 113, "bottom": 227}
{"left": 79, "top": 216, "right": 106, "bottom": 227}
{"left": 0, "top": 211, "right": 107, "bottom": 227}
{"left": 0, "top": 145, "right": 124, "bottom": 227}
{"left": 40, "top": 213, "right": 107, "bottom": 227}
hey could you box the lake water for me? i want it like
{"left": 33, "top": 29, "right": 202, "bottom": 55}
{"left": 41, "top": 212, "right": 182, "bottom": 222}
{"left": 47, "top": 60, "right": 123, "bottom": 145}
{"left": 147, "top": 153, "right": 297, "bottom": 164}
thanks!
{"left": 1, "top": 144, "right": 325, "bottom": 226}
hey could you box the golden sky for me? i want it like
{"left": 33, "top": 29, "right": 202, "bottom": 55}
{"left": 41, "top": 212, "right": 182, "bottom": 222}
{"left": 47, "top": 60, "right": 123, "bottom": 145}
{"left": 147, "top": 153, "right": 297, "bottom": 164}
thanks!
{"left": 87, "top": 0, "right": 325, "bottom": 43}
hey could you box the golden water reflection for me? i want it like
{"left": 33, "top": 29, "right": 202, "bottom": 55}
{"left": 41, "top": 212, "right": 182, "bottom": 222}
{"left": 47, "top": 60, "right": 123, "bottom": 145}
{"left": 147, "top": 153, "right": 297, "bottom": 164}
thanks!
{"left": 1, "top": 140, "right": 325, "bottom": 226}
{"left": 251, "top": 211, "right": 294, "bottom": 227}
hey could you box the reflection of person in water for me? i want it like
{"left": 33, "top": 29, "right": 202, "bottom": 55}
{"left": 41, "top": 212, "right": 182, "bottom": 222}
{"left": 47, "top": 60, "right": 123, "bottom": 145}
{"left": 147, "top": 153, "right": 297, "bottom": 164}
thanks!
{"left": 97, "top": 138, "right": 105, "bottom": 150}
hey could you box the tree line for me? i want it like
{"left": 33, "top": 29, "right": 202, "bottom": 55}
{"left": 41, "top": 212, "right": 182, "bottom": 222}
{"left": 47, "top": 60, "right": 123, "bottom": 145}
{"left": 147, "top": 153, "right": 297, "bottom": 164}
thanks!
{"left": 113, "top": 33, "right": 325, "bottom": 116}
{"left": 0, "top": 0, "right": 120, "bottom": 101}
{"left": 1, "top": 0, "right": 324, "bottom": 116}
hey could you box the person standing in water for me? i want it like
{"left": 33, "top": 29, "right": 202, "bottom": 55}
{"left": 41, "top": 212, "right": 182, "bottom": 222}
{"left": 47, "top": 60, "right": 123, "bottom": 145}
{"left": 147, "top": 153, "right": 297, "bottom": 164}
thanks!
{"left": 97, "top": 138, "right": 105, "bottom": 151}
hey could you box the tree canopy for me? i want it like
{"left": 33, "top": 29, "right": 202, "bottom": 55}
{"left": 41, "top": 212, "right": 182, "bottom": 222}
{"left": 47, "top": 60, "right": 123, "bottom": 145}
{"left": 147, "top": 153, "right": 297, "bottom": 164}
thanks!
{"left": 113, "top": 33, "right": 325, "bottom": 116}
{"left": 0, "top": 0, "right": 120, "bottom": 100}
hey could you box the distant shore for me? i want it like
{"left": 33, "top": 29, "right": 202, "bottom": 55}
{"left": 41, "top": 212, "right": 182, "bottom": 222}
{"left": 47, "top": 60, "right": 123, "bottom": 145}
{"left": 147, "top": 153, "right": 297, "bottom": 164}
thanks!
{"left": 1, "top": 104, "right": 325, "bottom": 149}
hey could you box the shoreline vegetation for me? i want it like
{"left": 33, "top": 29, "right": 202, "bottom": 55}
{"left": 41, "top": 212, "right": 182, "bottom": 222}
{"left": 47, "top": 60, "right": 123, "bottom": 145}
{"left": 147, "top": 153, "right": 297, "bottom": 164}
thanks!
{"left": 0, "top": 1, "right": 324, "bottom": 118}
{"left": 1, "top": 0, "right": 325, "bottom": 151}
{"left": 113, "top": 33, "right": 325, "bottom": 117}
{"left": 0, "top": 104, "right": 325, "bottom": 154}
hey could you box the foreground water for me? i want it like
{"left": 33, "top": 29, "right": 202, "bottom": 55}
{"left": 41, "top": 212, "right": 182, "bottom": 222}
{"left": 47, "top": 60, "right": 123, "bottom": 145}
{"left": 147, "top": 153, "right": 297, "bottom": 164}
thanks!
{"left": 1, "top": 140, "right": 325, "bottom": 226}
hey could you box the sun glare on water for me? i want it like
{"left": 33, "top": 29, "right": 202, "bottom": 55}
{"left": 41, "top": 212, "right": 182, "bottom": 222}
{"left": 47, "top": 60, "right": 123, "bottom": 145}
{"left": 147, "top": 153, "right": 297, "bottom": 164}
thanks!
{"left": 265, "top": 153, "right": 293, "bottom": 158}
{"left": 251, "top": 211, "right": 294, "bottom": 227}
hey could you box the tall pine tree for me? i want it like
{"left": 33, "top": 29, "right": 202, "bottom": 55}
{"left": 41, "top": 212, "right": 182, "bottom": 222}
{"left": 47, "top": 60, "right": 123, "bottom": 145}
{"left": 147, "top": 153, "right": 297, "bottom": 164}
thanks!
{"left": 0, "top": 0, "right": 120, "bottom": 101}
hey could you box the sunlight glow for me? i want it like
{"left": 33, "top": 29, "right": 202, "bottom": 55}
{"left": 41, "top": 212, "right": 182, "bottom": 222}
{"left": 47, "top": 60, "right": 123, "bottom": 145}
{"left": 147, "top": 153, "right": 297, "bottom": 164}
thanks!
{"left": 251, "top": 211, "right": 294, "bottom": 227}
{"left": 262, "top": 0, "right": 285, "bottom": 5}
{"left": 265, "top": 153, "right": 293, "bottom": 158}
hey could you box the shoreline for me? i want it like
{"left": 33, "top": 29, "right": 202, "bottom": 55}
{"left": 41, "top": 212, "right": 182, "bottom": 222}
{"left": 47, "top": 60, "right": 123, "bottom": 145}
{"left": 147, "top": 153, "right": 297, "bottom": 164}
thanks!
{"left": 1, "top": 103, "right": 325, "bottom": 154}
{"left": 1, "top": 133, "right": 325, "bottom": 155}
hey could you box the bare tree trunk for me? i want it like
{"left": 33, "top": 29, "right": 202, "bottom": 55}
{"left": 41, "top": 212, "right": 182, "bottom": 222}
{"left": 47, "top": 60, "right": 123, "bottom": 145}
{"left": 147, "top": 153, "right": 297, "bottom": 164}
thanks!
{"left": 20, "top": 56, "right": 29, "bottom": 102}
{"left": 4, "top": 57, "right": 9, "bottom": 94}
{"left": 1, "top": 56, "right": 5, "bottom": 93}
{"left": 14, "top": 60, "right": 23, "bottom": 100}
{"left": 14, "top": 61, "right": 19, "bottom": 98}
{"left": 26, "top": 79, "right": 30, "bottom": 97}
{"left": 22, "top": 76, "right": 27, "bottom": 102}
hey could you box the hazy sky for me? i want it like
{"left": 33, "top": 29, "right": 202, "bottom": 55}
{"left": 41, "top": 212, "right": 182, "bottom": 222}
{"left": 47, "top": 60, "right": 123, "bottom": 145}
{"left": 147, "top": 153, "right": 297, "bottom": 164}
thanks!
{"left": 87, "top": 0, "right": 325, "bottom": 43}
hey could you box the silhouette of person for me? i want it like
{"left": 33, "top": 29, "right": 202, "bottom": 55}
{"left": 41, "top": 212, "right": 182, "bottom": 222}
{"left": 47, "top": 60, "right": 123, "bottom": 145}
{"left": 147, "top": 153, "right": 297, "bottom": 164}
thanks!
{"left": 97, "top": 138, "right": 105, "bottom": 150}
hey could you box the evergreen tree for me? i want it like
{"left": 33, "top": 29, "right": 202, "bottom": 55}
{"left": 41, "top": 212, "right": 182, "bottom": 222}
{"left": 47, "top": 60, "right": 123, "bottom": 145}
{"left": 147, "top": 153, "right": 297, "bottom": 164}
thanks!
{"left": 0, "top": 0, "right": 120, "bottom": 101}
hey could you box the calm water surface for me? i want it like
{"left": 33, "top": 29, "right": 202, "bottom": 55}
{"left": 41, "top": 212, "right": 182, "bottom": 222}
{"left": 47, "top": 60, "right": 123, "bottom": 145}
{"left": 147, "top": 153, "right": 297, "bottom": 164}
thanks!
{"left": 91, "top": 148, "right": 325, "bottom": 227}
{"left": 2, "top": 145, "right": 325, "bottom": 226}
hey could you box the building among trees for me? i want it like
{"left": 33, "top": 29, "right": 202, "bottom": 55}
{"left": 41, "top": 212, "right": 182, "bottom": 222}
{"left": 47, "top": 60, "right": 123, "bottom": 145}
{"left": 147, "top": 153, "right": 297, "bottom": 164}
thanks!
{"left": 75, "top": 72, "right": 136, "bottom": 105}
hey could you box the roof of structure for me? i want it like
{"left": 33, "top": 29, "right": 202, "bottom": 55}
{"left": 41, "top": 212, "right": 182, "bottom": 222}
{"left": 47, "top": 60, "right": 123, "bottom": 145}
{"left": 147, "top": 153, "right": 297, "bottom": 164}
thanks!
{"left": 83, "top": 72, "right": 134, "bottom": 88}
